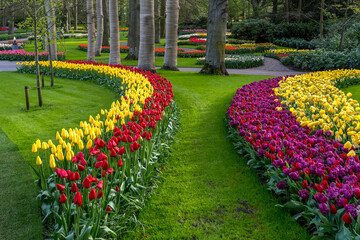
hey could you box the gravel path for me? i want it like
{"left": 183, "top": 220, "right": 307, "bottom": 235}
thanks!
{"left": 0, "top": 56, "right": 307, "bottom": 76}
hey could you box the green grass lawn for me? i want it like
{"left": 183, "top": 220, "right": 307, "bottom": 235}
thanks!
{"left": 0, "top": 72, "right": 118, "bottom": 240}
{"left": 126, "top": 71, "right": 311, "bottom": 239}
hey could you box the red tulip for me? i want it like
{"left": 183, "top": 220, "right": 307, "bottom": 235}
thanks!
{"left": 107, "top": 168, "right": 114, "bottom": 175}
{"left": 96, "top": 180, "right": 103, "bottom": 189}
{"left": 330, "top": 205, "right": 337, "bottom": 214}
{"left": 97, "top": 191, "right": 103, "bottom": 199}
{"left": 105, "top": 206, "right": 111, "bottom": 211}
{"left": 118, "top": 146, "right": 125, "bottom": 155}
{"left": 89, "top": 147, "right": 100, "bottom": 156}
{"left": 118, "top": 158, "right": 123, "bottom": 167}
{"left": 110, "top": 148, "right": 116, "bottom": 157}
{"left": 71, "top": 182, "right": 78, "bottom": 193}
{"left": 102, "top": 170, "right": 106, "bottom": 177}
{"left": 74, "top": 192, "right": 82, "bottom": 207}
{"left": 102, "top": 160, "right": 109, "bottom": 170}
{"left": 75, "top": 172, "right": 80, "bottom": 180}
{"left": 342, "top": 213, "right": 352, "bottom": 224}
{"left": 81, "top": 158, "right": 87, "bottom": 166}
{"left": 146, "top": 131, "right": 152, "bottom": 140}
{"left": 82, "top": 177, "right": 92, "bottom": 188}
{"left": 59, "top": 193, "right": 67, "bottom": 203}
{"left": 302, "top": 180, "right": 308, "bottom": 189}
{"left": 56, "top": 184, "right": 65, "bottom": 192}
{"left": 355, "top": 189, "right": 360, "bottom": 198}
{"left": 96, "top": 153, "right": 108, "bottom": 161}
{"left": 115, "top": 186, "right": 120, "bottom": 192}
{"left": 94, "top": 161, "right": 104, "bottom": 169}
{"left": 78, "top": 164, "right": 85, "bottom": 171}
{"left": 89, "top": 188, "right": 96, "bottom": 200}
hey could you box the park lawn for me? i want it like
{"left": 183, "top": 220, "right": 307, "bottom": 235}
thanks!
{"left": 0, "top": 72, "right": 118, "bottom": 240}
{"left": 126, "top": 71, "right": 311, "bottom": 239}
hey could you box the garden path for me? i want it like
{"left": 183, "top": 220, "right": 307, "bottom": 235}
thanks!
{"left": 0, "top": 57, "right": 307, "bottom": 76}
{"left": 127, "top": 71, "right": 311, "bottom": 239}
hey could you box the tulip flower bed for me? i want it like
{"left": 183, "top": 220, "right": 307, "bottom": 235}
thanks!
{"left": 275, "top": 70, "right": 360, "bottom": 148}
{"left": 0, "top": 49, "right": 65, "bottom": 61}
{"left": 263, "top": 49, "right": 312, "bottom": 60}
{"left": 196, "top": 43, "right": 277, "bottom": 54}
{"left": 17, "top": 61, "right": 178, "bottom": 239}
{"left": 196, "top": 55, "right": 264, "bottom": 69}
{"left": 78, "top": 44, "right": 129, "bottom": 53}
{"left": 0, "top": 40, "right": 27, "bottom": 50}
{"left": 227, "top": 71, "right": 360, "bottom": 238}
{"left": 177, "top": 50, "right": 206, "bottom": 58}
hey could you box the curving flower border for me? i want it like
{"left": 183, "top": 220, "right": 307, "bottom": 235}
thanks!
{"left": 17, "top": 61, "right": 177, "bottom": 239}
{"left": 227, "top": 74, "right": 360, "bottom": 238}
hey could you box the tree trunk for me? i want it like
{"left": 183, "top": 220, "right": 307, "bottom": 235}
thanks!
{"left": 339, "top": 0, "right": 350, "bottom": 51}
{"left": 64, "top": 1, "right": 69, "bottom": 32}
{"left": 138, "top": 0, "right": 156, "bottom": 72}
{"left": 8, "top": 2, "right": 14, "bottom": 35}
{"left": 160, "top": 0, "right": 166, "bottom": 38}
{"left": 95, "top": 0, "right": 104, "bottom": 56}
{"left": 109, "top": 0, "right": 120, "bottom": 64}
{"left": 251, "top": 0, "right": 260, "bottom": 18}
{"left": 154, "top": 0, "right": 160, "bottom": 43}
{"left": 87, "top": 0, "right": 96, "bottom": 61}
{"left": 125, "top": 0, "right": 140, "bottom": 60}
{"left": 162, "top": 0, "right": 179, "bottom": 71}
{"left": 102, "top": 0, "right": 110, "bottom": 46}
{"left": 319, "top": 0, "right": 324, "bottom": 38}
{"left": 45, "top": 0, "right": 57, "bottom": 61}
{"left": 200, "top": 0, "right": 228, "bottom": 76}
{"left": 272, "top": 0, "right": 278, "bottom": 22}
{"left": 33, "top": 0, "right": 43, "bottom": 107}
{"left": 296, "top": 0, "right": 302, "bottom": 23}
{"left": 74, "top": 0, "right": 78, "bottom": 30}
{"left": 285, "top": 0, "right": 289, "bottom": 23}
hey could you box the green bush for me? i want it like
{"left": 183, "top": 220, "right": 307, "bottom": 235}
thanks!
{"left": 272, "top": 38, "right": 316, "bottom": 49}
{"left": 283, "top": 49, "right": 360, "bottom": 70}
{"left": 231, "top": 19, "right": 271, "bottom": 43}
{"left": 0, "top": 33, "right": 30, "bottom": 41}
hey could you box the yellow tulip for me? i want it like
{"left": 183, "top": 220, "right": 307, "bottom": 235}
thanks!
{"left": 347, "top": 150, "right": 356, "bottom": 157}
{"left": 36, "top": 139, "right": 41, "bottom": 149}
{"left": 344, "top": 141, "right": 352, "bottom": 150}
{"left": 32, "top": 143, "right": 37, "bottom": 153}
{"left": 57, "top": 149, "right": 64, "bottom": 161}
{"left": 50, "top": 154, "right": 56, "bottom": 168}
{"left": 36, "top": 156, "right": 42, "bottom": 165}
{"left": 86, "top": 139, "right": 92, "bottom": 149}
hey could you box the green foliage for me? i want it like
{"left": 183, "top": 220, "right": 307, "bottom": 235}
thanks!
{"left": 284, "top": 49, "right": 360, "bottom": 70}
{"left": 0, "top": 33, "right": 30, "bottom": 41}
{"left": 272, "top": 38, "right": 316, "bottom": 50}
{"left": 231, "top": 19, "right": 271, "bottom": 43}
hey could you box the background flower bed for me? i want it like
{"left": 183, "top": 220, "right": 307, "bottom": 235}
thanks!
{"left": 17, "top": 61, "right": 179, "bottom": 239}
{"left": 196, "top": 55, "right": 264, "bottom": 69}
{"left": 0, "top": 49, "right": 65, "bottom": 61}
{"left": 227, "top": 72, "right": 360, "bottom": 238}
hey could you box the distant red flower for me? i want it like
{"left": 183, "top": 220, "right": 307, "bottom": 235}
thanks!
{"left": 59, "top": 193, "right": 67, "bottom": 203}
{"left": 71, "top": 182, "right": 78, "bottom": 193}
{"left": 342, "top": 213, "right": 352, "bottom": 224}
{"left": 74, "top": 192, "right": 83, "bottom": 207}
{"left": 56, "top": 184, "right": 65, "bottom": 192}
{"left": 89, "top": 188, "right": 96, "bottom": 200}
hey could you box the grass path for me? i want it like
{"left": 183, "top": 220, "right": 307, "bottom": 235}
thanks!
{"left": 128, "top": 71, "right": 311, "bottom": 239}
{"left": 0, "top": 72, "right": 118, "bottom": 239}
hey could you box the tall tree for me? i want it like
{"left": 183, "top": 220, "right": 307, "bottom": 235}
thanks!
{"left": 95, "top": 0, "right": 104, "bottom": 56}
{"left": 319, "top": 0, "right": 324, "bottom": 38}
{"left": 296, "top": 0, "right": 302, "bottom": 23}
{"left": 8, "top": 1, "right": 15, "bottom": 35}
{"left": 87, "top": 0, "right": 96, "bottom": 61}
{"left": 162, "top": 0, "right": 179, "bottom": 71}
{"left": 138, "top": 0, "right": 155, "bottom": 71}
{"left": 109, "top": 0, "right": 120, "bottom": 64}
{"left": 160, "top": 0, "right": 166, "bottom": 38}
{"left": 200, "top": 0, "right": 228, "bottom": 75}
{"left": 272, "top": 0, "right": 278, "bottom": 22}
{"left": 154, "top": 0, "right": 160, "bottom": 43}
{"left": 74, "top": 0, "right": 78, "bottom": 30}
{"left": 125, "top": 0, "right": 140, "bottom": 60}
{"left": 44, "top": 0, "right": 57, "bottom": 61}
{"left": 285, "top": 0, "right": 289, "bottom": 22}
{"left": 102, "top": 0, "right": 110, "bottom": 46}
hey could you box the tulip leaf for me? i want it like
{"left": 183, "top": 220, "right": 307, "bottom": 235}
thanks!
{"left": 335, "top": 226, "right": 352, "bottom": 240}
{"left": 100, "top": 226, "right": 117, "bottom": 238}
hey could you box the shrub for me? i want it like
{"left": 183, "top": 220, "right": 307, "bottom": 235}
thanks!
{"left": 272, "top": 38, "right": 316, "bottom": 49}
{"left": 231, "top": 19, "right": 271, "bottom": 43}
{"left": 196, "top": 55, "right": 264, "bottom": 69}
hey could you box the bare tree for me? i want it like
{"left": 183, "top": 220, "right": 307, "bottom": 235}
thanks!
{"left": 95, "top": 0, "right": 104, "bottom": 56}
{"left": 138, "top": 0, "right": 156, "bottom": 71}
{"left": 200, "top": 0, "right": 228, "bottom": 75}
{"left": 109, "top": 0, "right": 120, "bottom": 64}
{"left": 162, "top": 0, "right": 179, "bottom": 71}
